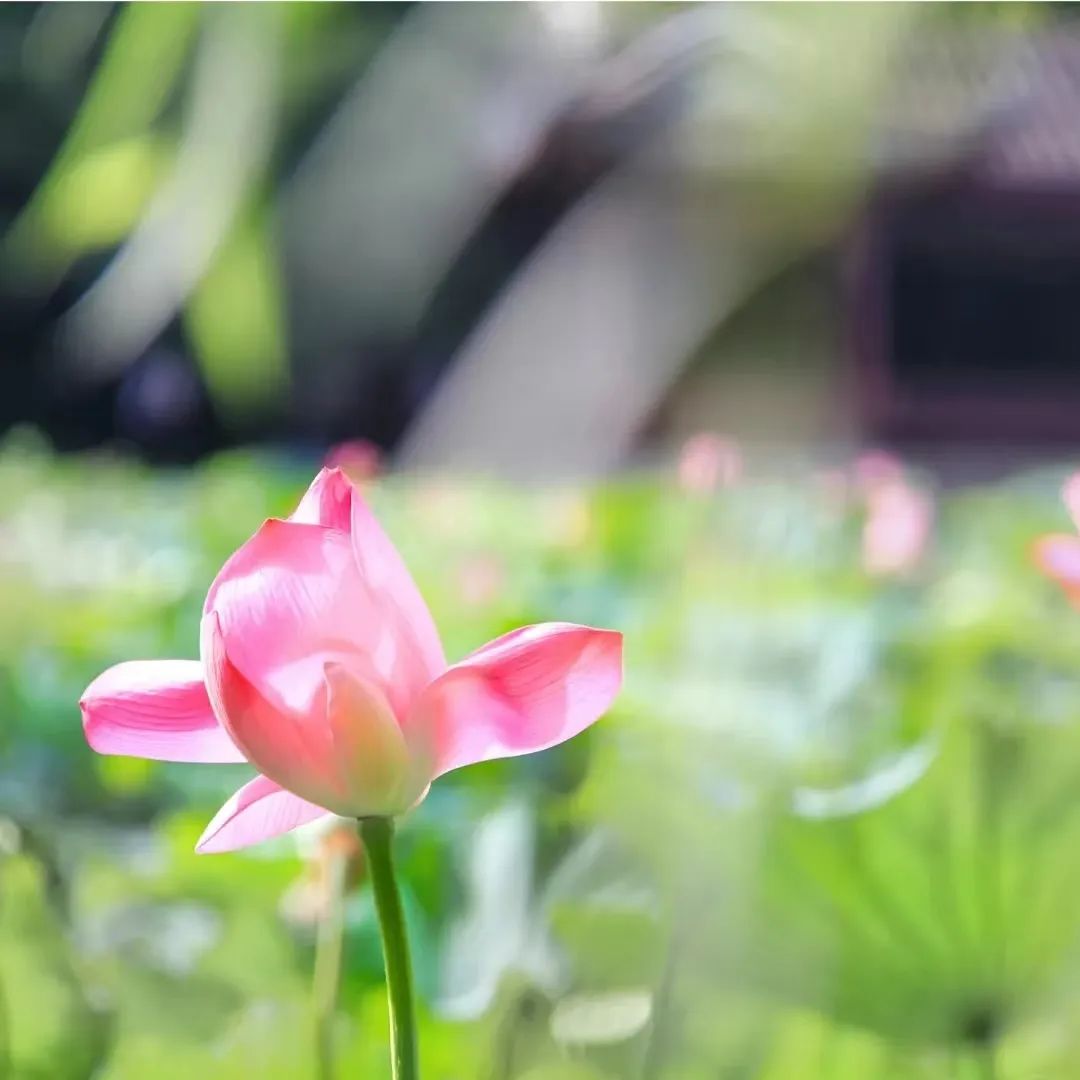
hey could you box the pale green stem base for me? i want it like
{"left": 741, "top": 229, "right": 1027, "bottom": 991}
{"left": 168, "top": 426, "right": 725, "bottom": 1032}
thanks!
{"left": 360, "top": 817, "right": 419, "bottom": 1080}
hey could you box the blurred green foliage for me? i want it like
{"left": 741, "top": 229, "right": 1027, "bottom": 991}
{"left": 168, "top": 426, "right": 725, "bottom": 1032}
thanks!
{"left": 5, "top": 439, "right": 1080, "bottom": 1077}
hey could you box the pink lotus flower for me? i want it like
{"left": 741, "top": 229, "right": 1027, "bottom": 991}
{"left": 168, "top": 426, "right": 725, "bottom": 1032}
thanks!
{"left": 280, "top": 818, "right": 365, "bottom": 928}
{"left": 861, "top": 477, "right": 933, "bottom": 577}
{"left": 1034, "top": 473, "right": 1080, "bottom": 605}
{"left": 677, "top": 433, "right": 742, "bottom": 495}
{"left": 323, "top": 439, "right": 383, "bottom": 485}
{"left": 852, "top": 449, "right": 905, "bottom": 493}
{"left": 80, "top": 469, "right": 622, "bottom": 853}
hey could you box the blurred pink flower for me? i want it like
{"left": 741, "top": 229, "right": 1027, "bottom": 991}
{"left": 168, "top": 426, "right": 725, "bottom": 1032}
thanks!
{"left": 1034, "top": 473, "right": 1080, "bottom": 605}
{"left": 1065, "top": 472, "right": 1080, "bottom": 528}
{"left": 81, "top": 469, "right": 622, "bottom": 852}
{"left": 677, "top": 433, "right": 742, "bottom": 495}
{"left": 323, "top": 439, "right": 382, "bottom": 484}
{"left": 280, "top": 818, "right": 365, "bottom": 928}
{"left": 853, "top": 449, "right": 905, "bottom": 493}
{"left": 861, "top": 478, "right": 933, "bottom": 577}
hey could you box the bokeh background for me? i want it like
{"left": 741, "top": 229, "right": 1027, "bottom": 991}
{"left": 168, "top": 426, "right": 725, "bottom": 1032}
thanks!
{"left": 9, "top": 3, "right": 1080, "bottom": 1077}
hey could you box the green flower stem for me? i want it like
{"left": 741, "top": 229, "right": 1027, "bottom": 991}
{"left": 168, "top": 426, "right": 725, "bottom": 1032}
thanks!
{"left": 313, "top": 845, "right": 348, "bottom": 1080}
{"left": 360, "top": 816, "right": 419, "bottom": 1080}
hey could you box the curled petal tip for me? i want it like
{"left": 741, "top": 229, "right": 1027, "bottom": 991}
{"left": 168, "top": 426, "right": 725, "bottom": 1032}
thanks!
{"left": 80, "top": 659, "right": 243, "bottom": 764}
{"left": 415, "top": 621, "right": 624, "bottom": 779}
{"left": 290, "top": 468, "right": 355, "bottom": 532}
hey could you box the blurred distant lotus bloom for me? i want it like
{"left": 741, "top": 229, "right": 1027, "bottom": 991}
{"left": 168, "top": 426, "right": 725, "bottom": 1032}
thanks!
{"left": 80, "top": 469, "right": 623, "bottom": 852}
{"left": 861, "top": 479, "right": 933, "bottom": 577}
{"left": 1034, "top": 473, "right": 1080, "bottom": 605}
{"left": 677, "top": 433, "right": 742, "bottom": 494}
{"left": 323, "top": 439, "right": 383, "bottom": 484}
{"left": 1065, "top": 472, "right": 1080, "bottom": 525}
{"left": 281, "top": 817, "right": 365, "bottom": 928}
{"left": 853, "top": 449, "right": 906, "bottom": 493}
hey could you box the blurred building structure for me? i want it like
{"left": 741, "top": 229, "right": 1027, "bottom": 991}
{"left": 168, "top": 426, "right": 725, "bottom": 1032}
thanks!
{"left": 853, "top": 29, "right": 1080, "bottom": 449}
{"left": 3, "top": 6, "right": 1080, "bottom": 470}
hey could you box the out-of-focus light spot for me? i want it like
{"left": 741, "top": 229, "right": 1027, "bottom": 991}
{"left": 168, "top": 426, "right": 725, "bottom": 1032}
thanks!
{"left": 97, "top": 754, "right": 155, "bottom": 796}
{"left": 41, "top": 135, "right": 169, "bottom": 253}
{"left": 533, "top": 1, "right": 603, "bottom": 57}
{"left": 934, "top": 570, "right": 999, "bottom": 630}
{"left": 0, "top": 818, "right": 21, "bottom": 856}
{"left": 116, "top": 349, "right": 204, "bottom": 435}
{"left": 78, "top": 901, "right": 222, "bottom": 976}
{"left": 0, "top": 502, "right": 194, "bottom": 597}
{"left": 550, "top": 989, "right": 653, "bottom": 1046}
